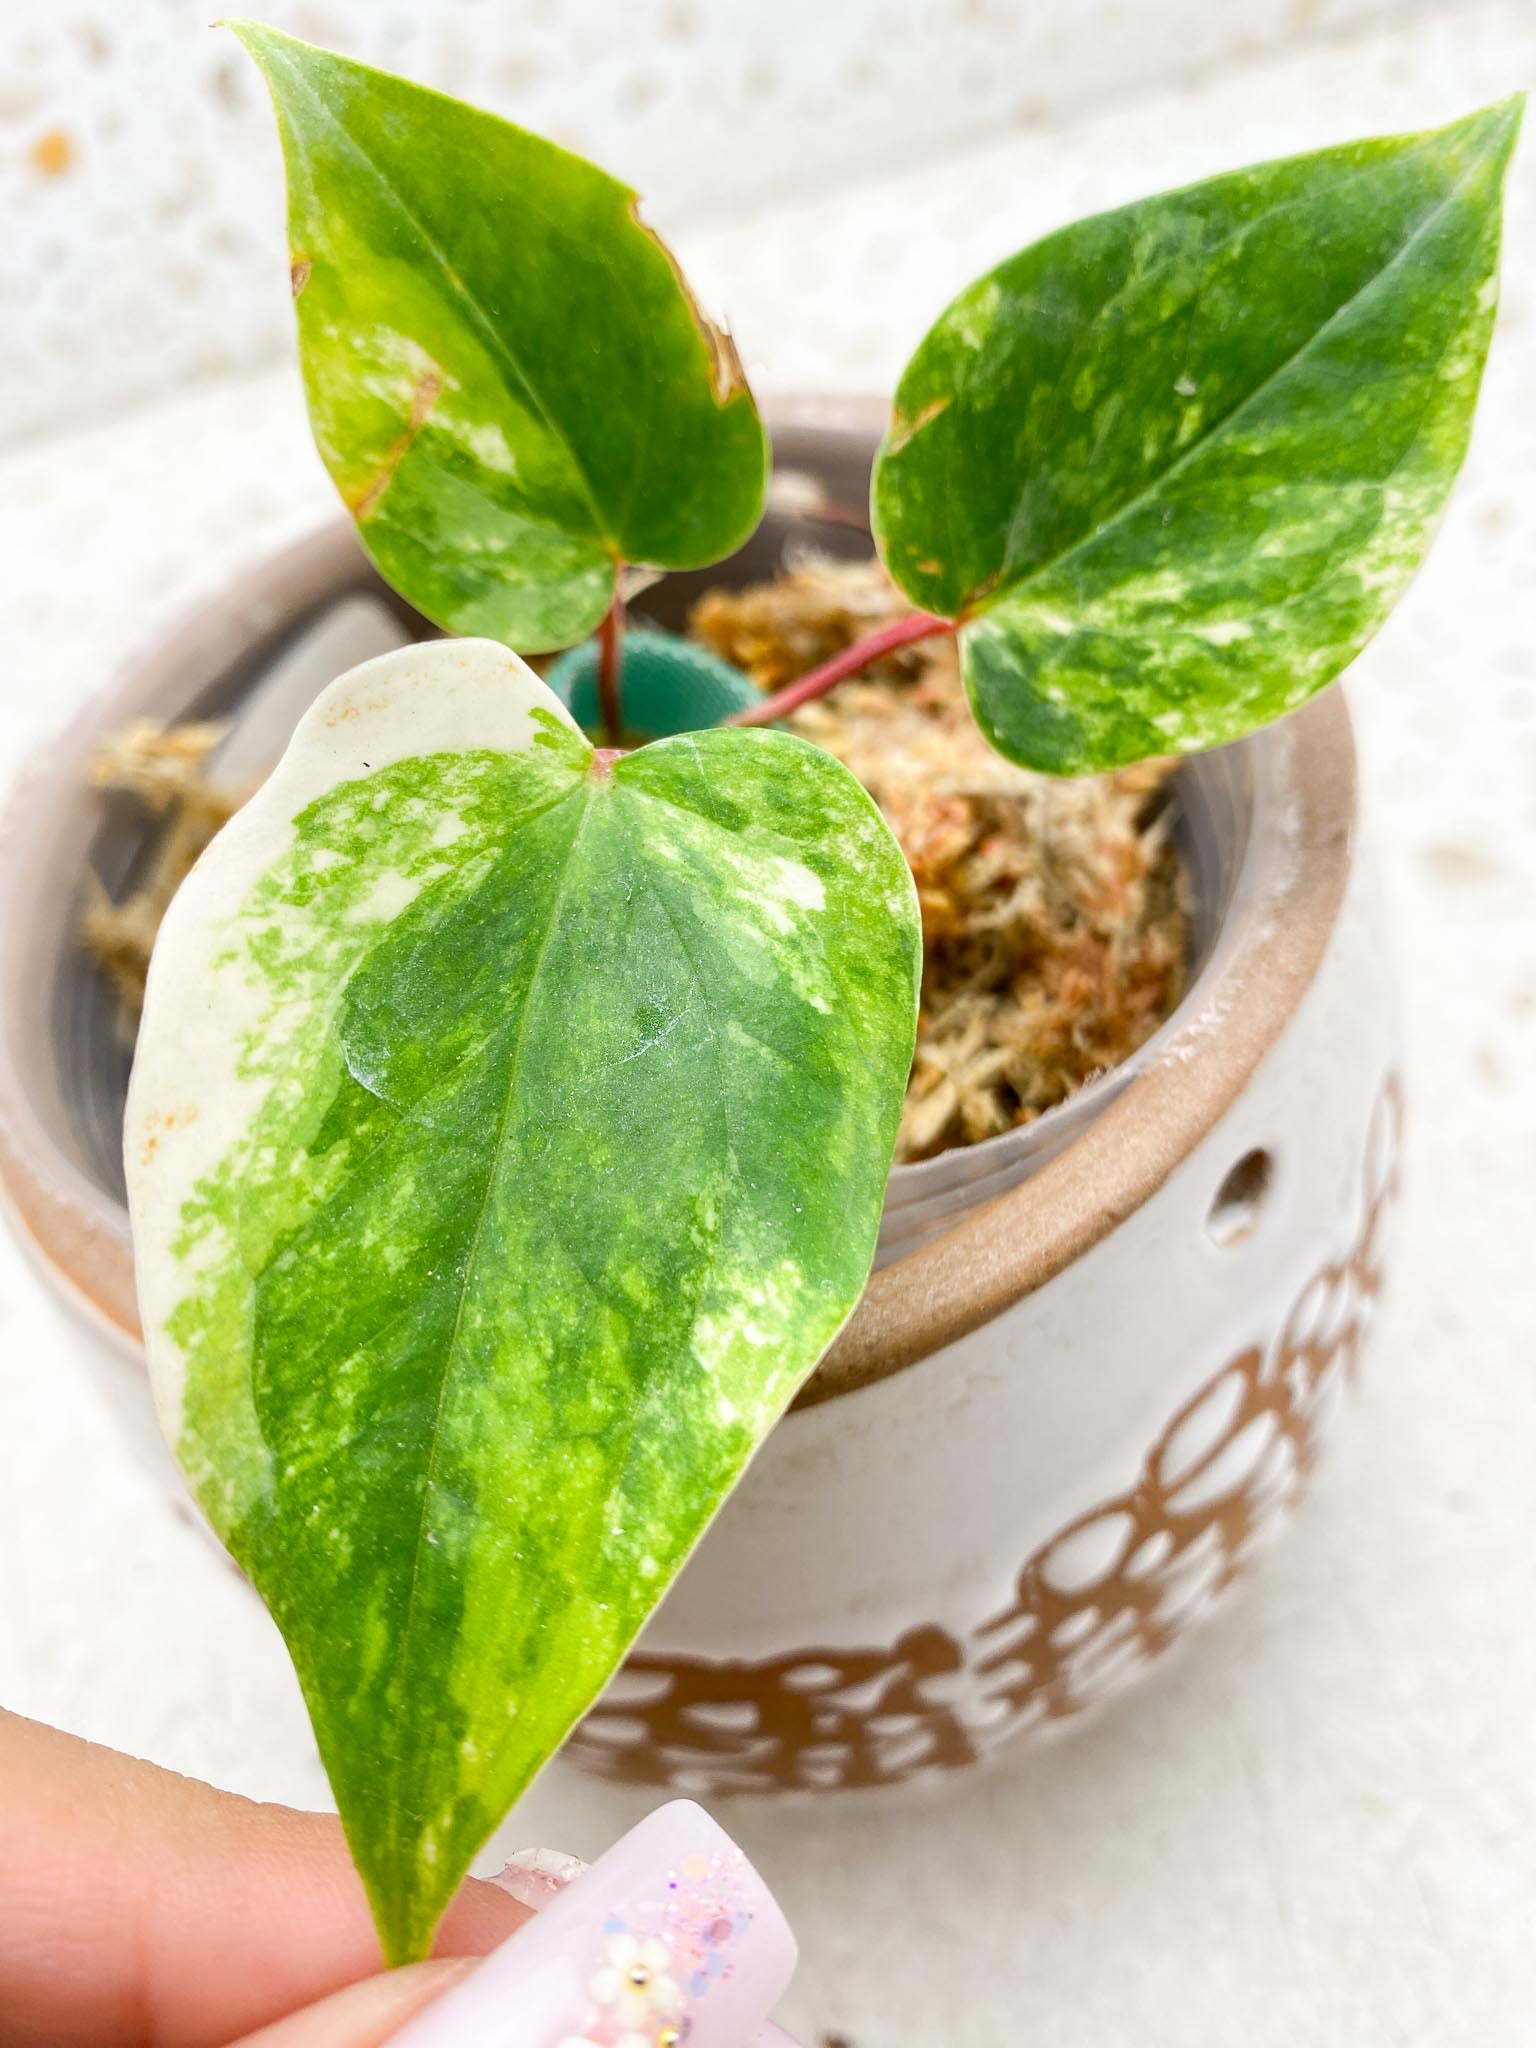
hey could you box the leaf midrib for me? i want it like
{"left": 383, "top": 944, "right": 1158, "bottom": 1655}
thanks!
{"left": 593, "top": 780, "right": 741, "bottom": 1537}
{"left": 962, "top": 137, "right": 1496, "bottom": 628}
{"left": 270, "top": 43, "right": 612, "bottom": 548}
{"left": 979, "top": 149, "right": 1404, "bottom": 596}
{"left": 381, "top": 781, "right": 599, "bottom": 1812}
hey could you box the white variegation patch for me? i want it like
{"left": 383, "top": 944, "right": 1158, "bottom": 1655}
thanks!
{"left": 125, "top": 639, "right": 585, "bottom": 1440}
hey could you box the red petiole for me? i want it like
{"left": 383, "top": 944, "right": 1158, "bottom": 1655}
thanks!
{"left": 596, "top": 582, "right": 626, "bottom": 745}
{"left": 723, "top": 609, "right": 956, "bottom": 727}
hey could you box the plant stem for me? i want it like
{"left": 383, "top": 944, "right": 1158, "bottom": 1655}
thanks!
{"left": 596, "top": 583, "right": 626, "bottom": 744}
{"left": 724, "top": 610, "right": 955, "bottom": 727}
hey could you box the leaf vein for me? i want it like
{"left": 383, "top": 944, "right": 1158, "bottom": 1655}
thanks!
{"left": 973, "top": 142, "right": 1496, "bottom": 623}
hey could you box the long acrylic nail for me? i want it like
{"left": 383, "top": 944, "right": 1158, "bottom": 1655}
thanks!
{"left": 392, "top": 1800, "right": 800, "bottom": 2046}
{"left": 491, "top": 1846, "right": 590, "bottom": 1914}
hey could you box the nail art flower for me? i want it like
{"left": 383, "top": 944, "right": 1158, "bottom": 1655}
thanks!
{"left": 589, "top": 1931, "right": 682, "bottom": 2031}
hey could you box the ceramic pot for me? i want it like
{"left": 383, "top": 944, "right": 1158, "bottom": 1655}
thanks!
{"left": 0, "top": 410, "right": 1401, "bottom": 1798}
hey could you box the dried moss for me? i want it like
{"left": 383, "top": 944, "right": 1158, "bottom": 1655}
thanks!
{"left": 82, "top": 721, "right": 242, "bottom": 1014}
{"left": 693, "top": 560, "right": 1190, "bottom": 1163}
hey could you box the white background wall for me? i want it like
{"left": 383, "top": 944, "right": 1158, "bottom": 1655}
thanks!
{"left": 0, "top": 0, "right": 1466, "bottom": 444}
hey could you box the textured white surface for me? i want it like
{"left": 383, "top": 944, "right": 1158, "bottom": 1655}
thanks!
{"left": 0, "top": 0, "right": 1465, "bottom": 446}
{"left": 2, "top": 7, "right": 1534, "bottom": 2044}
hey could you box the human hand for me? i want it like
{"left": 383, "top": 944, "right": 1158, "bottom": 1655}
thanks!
{"left": 0, "top": 1710, "right": 798, "bottom": 2047}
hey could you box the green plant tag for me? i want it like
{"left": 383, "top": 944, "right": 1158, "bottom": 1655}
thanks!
{"left": 125, "top": 641, "right": 918, "bottom": 1962}
{"left": 232, "top": 23, "right": 769, "bottom": 650}
{"left": 873, "top": 98, "right": 1522, "bottom": 772}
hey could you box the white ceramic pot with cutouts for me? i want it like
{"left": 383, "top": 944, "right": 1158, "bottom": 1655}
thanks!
{"left": 0, "top": 408, "right": 1400, "bottom": 1797}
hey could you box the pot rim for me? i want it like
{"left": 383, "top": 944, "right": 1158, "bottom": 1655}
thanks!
{"left": 811, "top": 685, "right": 1354, "bottom": 1402}
{"left": 0, "top": 419, "right": 1355, "bottom": 1403}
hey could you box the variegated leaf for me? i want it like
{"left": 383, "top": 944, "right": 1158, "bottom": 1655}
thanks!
{"left": 232, "top": 23, "right": 768, "bottom": 650}
{"left": 125, "top": 641, "right": 918, "bottom": 1961}
{"left": 873, "top": 98, "right": 1522, "bottom": 772}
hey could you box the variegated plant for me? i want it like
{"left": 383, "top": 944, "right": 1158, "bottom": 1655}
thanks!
{"left": 126, "top": 23, "right": 1520, "bottom": 1964}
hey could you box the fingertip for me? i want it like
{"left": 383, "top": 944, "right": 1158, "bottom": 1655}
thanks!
{"left": 431, "top": 1872, "right": 533, "bottom": 1957}
{"left": 226, "top": 1958, "right": 476, "bottom": 2048}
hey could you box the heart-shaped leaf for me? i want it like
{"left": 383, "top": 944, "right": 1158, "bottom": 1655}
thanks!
{"left": 232, "top": 23, "right": 769, "bottom": 649}
{"left": 125, "top": 642, "right": 918, "bottom": 1961}
{"left": 873, "top": 99, "right": 1522, "bottom": 772}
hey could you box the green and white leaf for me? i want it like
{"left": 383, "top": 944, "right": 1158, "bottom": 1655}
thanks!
{"left": 873, "top": 98, "right": 1523, "bottom": 773}
{"left": 125, "top": 641, "right": 918, "bottom": 1962}
{"left": 232, "top": 23, "right": 769, "bottom": 650}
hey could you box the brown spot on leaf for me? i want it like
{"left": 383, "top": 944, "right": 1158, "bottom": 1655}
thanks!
{"left": 29, "top": 128, "right": 74, "bottom": 177}
{"left": 884, "top": 395, "right": 950, "bottom": 456}
{"left": 138, "top": 1103, "right": 198, "bottom": 1166}
{"left": 346, "top": 366, "right": 446, "bottom": 522}
{"left": 959, "top": 564, "right": 1005, "bottom": 615}
{"left": 627, "top": 198, "right": 749, "bottom": 405}
{"left": 290, "top": 255, "right": 312, "bottom": 298}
